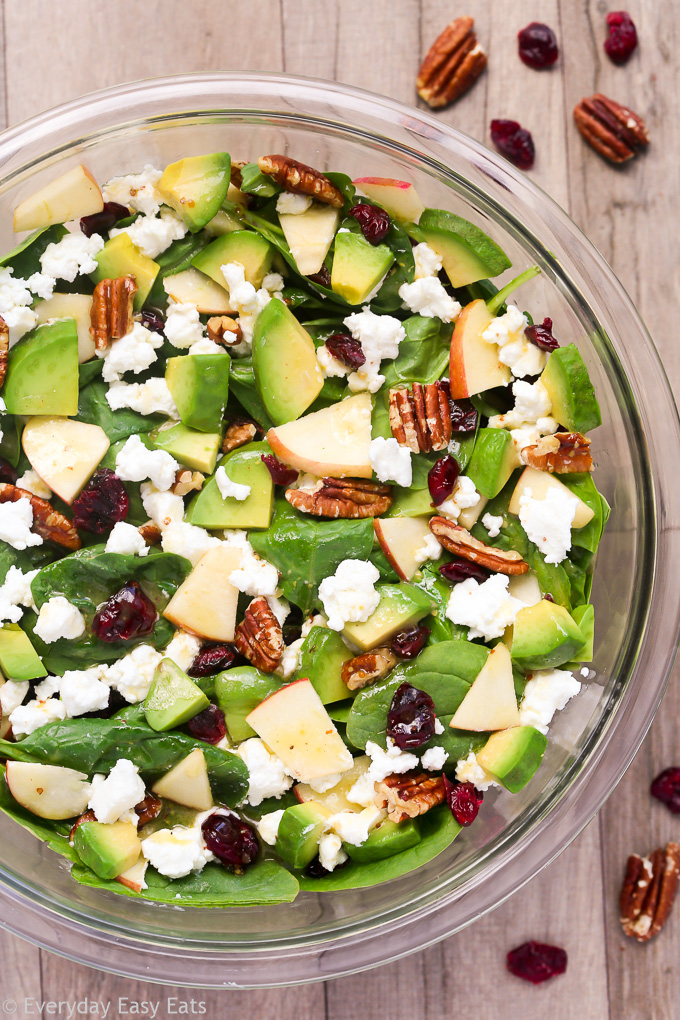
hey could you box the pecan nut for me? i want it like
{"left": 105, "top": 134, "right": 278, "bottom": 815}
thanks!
{"left": 523, "top": 432, "right": 593, "bottom": 473}
{"left": 69, "top": 809, "right": 97, "bottom": 841}
{"left": 0, "top": 315, "right": 8, "bottom": 389}
{"left": 257, "top": 155, "right": 344, "bottom": 208}
{"left": 417, "top": 17, "right": 487, "bottom": 109}
{"left": 341, "top": 647, "right": 398, "bottom": 691}
{"left": 134, "top": 792, "right": 162, "bottom": 827}
{"left": 207, "top": 315, "right": 241, "bottom": 346}
{"left": 230, "top": 159, "right": 247, "bottom": 190}
{"left": 620, "top": 842, "right": 680, "bottom": 942}
{"left": 138, "top": 521, "right": 162, "bottom": 547}
{"left": 234, "top": 596, "right": 284, "bottom": 673}
{"left": 430, "top": 516, "right": 528, "bottom": 575}
{"left": 172, "top": 469, "right": 204, "bottom": 497}
{"left": 389, "top": 382, "right": 452, "bottom": 453}
{"left": 574, "top": 94, "right": 649, "bottom": 164}
{"left": 90, "top": 276, "right": 137, "bottom": 350}
{"left": 222, "top": 418, "right": 260, "bottom": 453}
{"left": 374, "top": 771, "right": 446, "bottom": 823}
{"left": 0, "top": 483, "right": 81, "bottom": 550}
{"left": 286, "top": 478, "right": 392, "bottom": 519}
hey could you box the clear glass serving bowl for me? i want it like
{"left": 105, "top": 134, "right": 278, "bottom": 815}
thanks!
{"left": 0, "top": 73, "right": 678, "bottom": 989}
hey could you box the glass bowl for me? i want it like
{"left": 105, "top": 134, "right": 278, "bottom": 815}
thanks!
{"left": 0, "top": 72, "right": 678, "bottom": 989}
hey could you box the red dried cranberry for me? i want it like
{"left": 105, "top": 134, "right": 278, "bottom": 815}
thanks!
{"left": 348, "top": 203, "right": 391, "bottom": 245}
{"left": 506, "top": 941, "right": 567, "bottom": 984}
{"left": 526, "top": 317, "right": 559, "bottom": 352}
{"left": 140, "top": 309, "right": 165, "bottom": 334}
{"left": 444, "top": 777, "right": 483, "bottom": 826}
{"left": 439, "top": 559, "right": 490, "bottom": 584}
{"left": 201, "top": 813, "right": 259, "bottom": 872}
{"left": 92, "top": 581, "right": 157, "bottom": 642}
{"left": 604, "top": 11, "right": 638, "bottom": 65}
{"left": 189, "top": 643, "right": 238, "bottom": 677}
{"left": 428, "top": 455, "right": 460, "bottom": 506}
{"left": 261, "top": 454, "right": 298, "bottom": 487}
{"left": 517, "top": 23, "right": 559, "bottom": 69}
{"left": 386, "top": 682, "right": 436, "bottom": 750}
{"left": 305, "top": 854, "right": 348, "bottom": 878}
{"left": 490, "top": 120, "right": 536, "bottom": 170}
{"left": 307, "top": 266, "right": 331, "bottom": 287}
{"left": 391, "top": 624, "right": 430, "bottom": 660}
{"left": 187, "top": 704, "right": 227, "bottom": 744}
{"left": 650, "top": 767, "right": 680, "bottom": 815}
{"left": 449, "top": 398, "right": 479, "bottom": 434}
{"left": 325, "top": 333, "right": 366, "bottom": 370}
{"left": 0, "top": 457, "right": 18, "bottom": 485}
{"left": 80, "top": 201, "right": 130, "bottom": 238}
{"left": 72, "top": 469, "right": 129, "bottom": 535}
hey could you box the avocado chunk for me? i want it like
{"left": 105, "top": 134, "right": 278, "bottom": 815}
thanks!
{"left": 419, "top": 208, "right": 512, "bottom": 287}
{"left": 73, "top": 820, "right": 142, "bottom": 880}
{"left": 385, "top": 487, "right": 433, "bottom": 518}
{"left": 342, "top": 583, "right": 435, "bottom": 652}
{"left": 0, "top": 625, "right": 47, "bottom": 681}
{"left": 476, "top": 725, "right": 547, "bottom": 792}
{"left": 192, "top": 230, "right": 273, "bottom": 289}
{"left": 511, "top": 599, "right": 585, "bottom": 671}
{"left": 158, "top": 153, "right": 231, "bottom": 232}
{"left": 188, "top": 441, "right": 274, "bottom": 530}
{"left": 466, "top": 428, "right": 516, "bottom": 499}
{"left": 252, "top": 300, "right": 324, "bottom": 425}
{"left": 570, "top": 603, "right": 594, "bottom": 662}
{"left": 165, "top": 352, "right": 230, "bottom": 433}
{"left": 540, "top": 344, "right": 602, "bottom": 433}
{"left": 92, "top": 233, "right": 159, "bottom": 310}
{"left": 214, "top": 666, "right": 282, "bottom": 742}
{"left": 295, "top": 627, "right": 355, "bottom": 704}
{"left": 331, "top": 229, "right": 394, "bottom": 305}
{"left": 149, "top": 421, "right": 222, "bottom": 474}
{"left": 346, "top": 818, "right": 420, "bottom": 863}
{"left": 4, "top": 319, "right": 78, "bottom": 416}
{"left": 143, "top": 658, "right": 210, "bottom": 732}
{"left": 276, "top": 802, "right": 332, "bottom": 869}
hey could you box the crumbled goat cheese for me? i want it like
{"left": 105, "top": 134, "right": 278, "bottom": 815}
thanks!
{"left": 518, "top": 486, "right": 578, "bottom": 565}
{"left": 99, "top": 321, "right": 163, "bottom": 382}
{"left": 115, "top": 434, "right": 179, "bottom": 491}
{"left": 414, "top": 532, "right": 442, "bottom": 565}
{"left": 434, "top": 718, "right": 445, "bottom": 735}
{"left": 0, "top": 268, "right": 38, "bottom": 345}
{"left": 15, "top": 469, "right": 52, "bottom": 500}
{"left": 224, "top": 530, "right": 279, "bottom": 597}
{"left": 519, "top": 668, "right": 582, "bottom": 734}
{"left": 141, "top": 825, "right": 215, "bottom": 878}
{"left": 102, "top": 165, "right": 163, "bottom": 217}
{"left": 343, "top": 307, "right": 406, "bottom": 393}
{"left": 481, "top": 304, "right": 546, "bottom": 378}
{"left": 34, "top": 596, "right": 85, "bottom": 643}
{"left": 10, "top": 697, "right": 67, "bottom": 737}
{"left": 347, "top": 771, "right": 377, "bottom": 808}
{"left": 164, "top": 300, "right": 205, "bottom": 349}
{"left": 275, "top": 638, "right": 303, "bottom": 679}
{"left": 140, "top": 483, "right": 184, "bottom": 530}
{"left": 437, "top": 476, "right": 481, "bottom": 522}
{"left": 164, "top": 630, "right": 202, "bottom": 672}
{"left": 482, "top": 513, "right": 503, "bottom": 538}
{"left": 489, "top": 380, "right": 553, "bottom": 431}
{"left": 0, "top": 565, "right": 38, "bottom": 624}
{"left": 318, "top": 832, "right": 348, "bottom": 872}
{"left": 161, "top": 521, "right": 220, "bottom": 566}
{"left": 59, "top": 668, "right": 110, "bottom": 717}
{"left": 455, "top": 750, "right": 498, "bottom": 792}
{"left": 104, "top": 645, "right": 163, "bottom": 703}
{"left": 0, "top": 497, "right": 43, "bottom": 550}
{"left": 316, "top": 344, "right": 350, "bottom": 379}
{"left": 446, "top": 573, "right": 523, "bottom": 641}
{"left": 234, "top": 737, "right": 294, "bottom": 806}
{"left": 318, "top": 559, "right": 380, "bottom": 631}
{"left": 365, "top": 738, "right": 419, "bottom": 783}
{"left": 40, "top": 232, "right": 104, "bottom": 283}
{"left": 27, "top": 272, "right": 56, "bottom": 300}
{"left": 276, "top": 192, "right": 313, "bottom": 215}
{"left": 220, "top": 262, "right": 284, "bottom": 351}
{"left": 33, "top": 675, "right": 61, "bottom": 700}
{"left": 216, "top": 466, "right": 251, "bottom": 502}
{"left": 267, "top": 596, "right": 291, "bottom": 627}
{"left": 110, "top": 207, "right": 187, "bottom": 259}
{"left": 307, "top": 772, "right": 344, "bottom": 794}
{"left": 398, "top": 276, "right": 461, "bottom": 322}
{"left": 325, "top": 806, "right": 384, "bottom": 846}
{"left": 368, "top": 436, "right": 412, "bottom": 487}
{"left": 188, "top": 337, "right": 224, "bottom": 356}
{"left": 421, "top": 746, "right": 449, "bottom": 771}
{"left": 106, "top": 377, "right": 179, "bottom": 418}
{"left": 0, "top": 679, "right": 29, "bottom": 717}
{"left": 257, "top": 809, "right": 286, "bottom": 845}
{"left": 105, "top": 520, "right": 150, "bottom": 557}
{"left": 413, "top": 242, "right": 443, "bottom": 280}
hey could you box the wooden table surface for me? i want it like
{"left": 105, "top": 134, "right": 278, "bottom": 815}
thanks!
{"left": 0, "top": 1, "right": 677, "bottom": 1017}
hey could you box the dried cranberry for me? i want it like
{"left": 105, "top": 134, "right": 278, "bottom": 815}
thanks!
{"left": 490, "top": 120, "right": 536, "bottom": 170}
{"left": 449, "top": 398, "right": 479, "bottom": 434}
{"left": 201, "top": 813, "right": 259, "bottom": 872}
{"left": 80, "top": 201, "right": 130, "bottom": 238}
{"left": 261, "top": 454, "right": 298, "bottom": 487}
{"left": 439, "top": 559, "right": 490, "bottom": 584}
{"left": 187, "top": 704, "right": 227, "bottom": 744}
{"left": 506, "top": 941, "right": 567, "bottom": 984}
{"left": 189, "top": 643, "right": 238, "bottom": 677}
{"left": 348, "top": 203, "right": 391, "bottom": 245}
{"left": 517, "top": 23, "right": 559, "bottom": 69}
{"left": 604, "top": 11, "right": 638, "bottom": 65}
{"left": 92, "top": 581, "right": 157, "bottom": 643}
{"left": 307, "top": 266, "right": 331, "bottom": 287}
{"left": 650, "top": 767, "right": 680, "bottom": 815}
{"left": 386, "top": 682, "right": 436, "bottom": 750}
{"left": 526, "top": 317, "right": 559, "bottom": 352}
{"left": 140, "top": 309, "right": 165, "bottom": 334}
{"left": 391, "top": 624, "right": 430, "bottom": 660}
{"left": 305, "top": 854, "right": 348, "bottom": 878}
{"left": 428, "top": 455, "right": 459, "bottom": 506}
{"left": 324, "top": 333, "right": 366, "bottom": 369}
{"left": 72, "top": 469, "right": 129, "bottom": 535}
{"left": 0, "top": 457, "right": 18, "bottom": 485}
{"left": 444, "top": 777, "right": 483, "bottom": 826}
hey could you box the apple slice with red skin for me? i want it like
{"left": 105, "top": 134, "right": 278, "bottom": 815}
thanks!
{"left": 449, "top": 299, "right": 512, "bottom": 400}
{"left": 13, "top": 164, "right": 103, "bottom": 233}
{"left": 267, "top": 392, "right": 373, "bottom": 479}
{"left": 5, "top": 762, "right": 91, "bottom": 820}
{"left": 352, "top": 178, "right": 425, "bottom": 222}
{"left": 373, "top": 516, "right": 435, "bottom": 581}
{"left": 117, "top": 856, "right": 149, "bottom": 893}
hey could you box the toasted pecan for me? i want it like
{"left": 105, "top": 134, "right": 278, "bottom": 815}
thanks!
{"left": 374, "top": 771, "right": 446, "bottom": 823}
{"left": 574, "top": 94, "right": 649, "bottom": 164}
{"left": 135, "top": 793, "right": 162, "bottom": 828}
{"left": 0, "top": 315, "right": 8, "bottom": 389}
{"left": 389, "top": 382, "right": 452, "bottom": 453}
{"left": 417, "top": 16, "right": 487, "bottom": 109}
{"left": 234, "top": 596, "right": 284, "bottom": 673}
{"left": 341, "top": 647, "right": 398, "bottom": 691}
{"left": 207, "top": 315, "right": 241, "bottom": 346}
{"left": 0, "top": 483, "right": 81, "bottom": 550}
{"left": 138, "top": 521, "right": 162, "bottom": 547}
{"left": 172, "top": 470, "right": 204, "bottom": 497}
{"left": 620, "top": 842, "right": 680, "bottom": 942}
{"left": 523, "top": 432, "right": 593, "bottom": 473}
{"left": 429, "top": 516, "right": 528, "bottom": 575}
{"left": 257, "top": 155, "right": 344, "bottom": 207}
{"left": 222, "top": 419, "right": 260, "bottom": 453}
{"left": 90, "top": 275, "right": 137, "bottom": 350}
{"left": 286, "top": 478, "right": 392, "bottom": 519}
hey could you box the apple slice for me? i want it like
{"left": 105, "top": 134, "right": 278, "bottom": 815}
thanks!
{"left": 449, "top": 299, "right": 512, "bottom": 400}
{"left": 352, "top": 177, "right": 425, "bottom": 222}
{"left": 508, "top": 466, "right": 594, "bottom": 529}
{"left": 117, "top": 856, "right": 149, "bottom": 893}
{"left": 35, "top": 293, "right": 95, "bottom": 363}
{"left": 5, "top": 762, "right": 91, "bottom": 819}
{"left": 279, "top": 203, "right": 340, "bottom": 276}
{"left": 458, "top": 496, "right": 488, "bottom": 531}
{"left": 151, "top": 748, "right": 213, "bottom": 811}
{"left": 22, "top": 416, "right": 110, "bottom": 505}
{"left": 163, "top": 268, "right": 234, "bottom": 314}
{"left": 449, "top": 643, "right": 520, "bottom": 732}
{"left": 295, "top": 755, "right": 371, "bottom": 812}
{"left": 508, "top": 571, "right": 542, "bottom": 607}
{"left": 373, "top": 516, "right": 434, "bottom": 581}
{"left": 13, "top": 165, "right": 103, "bottom": 233}
{"left": 163, "top": 545, "right": 242, "bottom": 641}
{"left": 246, "top": 678, "right": 354, "bottom": 783}
{"left": 267, "top": 393, "right": 373, "bottom": 479}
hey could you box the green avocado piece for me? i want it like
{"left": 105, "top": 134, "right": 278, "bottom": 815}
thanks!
{"left": 477, "top": 726, "right": 547, "bottom": 793}
{"left": 570, "top": 603, "right": 594, "bottom": 662}
{"left": 385, "top": 487, "right": 433, "bottom": 518}
{"left": 252, "top": 299, "right": 324, "bottom": 425}
{"left": 214, "top": 666, "right": 283, "bottom": 743}
{"left": 295, "top": 626, "right": 355, "bottom": 704}
{"left": 0, "top": 625, "right": 47, "bottom": 681}
{"left": 419, "top": 208, "right": 512, "bottom": 287}
{"left": 466, "top": 429, "right": 516, "bottom": 499}
{"left": 330, "top": 230, "right": 394, "bottom": 304}
{"left": 346, "top": 818, "right": 421, "bottom": 863}
{"left": 165, "top": 352, "right": 230, "bottom": 433}
{"left": 143, "top": 658, "right": 210, "bottom": 732}
{"left": 511, "top": 599, "right": 585, "bottom": 671}
{"left": 342, "top": 583, "right": 435, "bottom": 652}
{"left": 149, "top": 421, "right": 222, "bottom": 474}
{"left": 276, "top": 802, "right": 331, "bottom": 869}
{"left": 540, "top": 344, "right": 602, "bottom": 433}
{"left": 158, "top": 153, "right": 231, "bottom": 232}
{"left": 192, "top": 230, "right": 273, "bottom": 289}
{"left": 188, "top": 441, "right": 274, "bottom": 530}
{"left": 4, "top": 319, "right": 78, "bottom": 416}
{"left": 73, "top": 820, "right": 142, "bottom": 880}
{"left": 92, "top": 233, "right": 159, "bottom": 310}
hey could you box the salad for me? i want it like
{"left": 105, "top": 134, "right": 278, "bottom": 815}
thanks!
{"left": 0, "top": 152, "right": 606, "bottom": 907}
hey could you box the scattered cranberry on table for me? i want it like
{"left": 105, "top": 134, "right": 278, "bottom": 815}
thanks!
{"left": 72, "top": 469, "right": 129, "bottom": 535}
{"left": 506, "top": 940, "right": 568, "bottom": 984}
{"left": 517, "top": 22, "right": 559, "bottom": 69}
{"left": 428, "top": 454, "right": 460, "bottom": 506}
{"left": 261, "top": 454, "right": 298, "bottom": 487}
{"left": 490, "top": 120, "right": 536, "bottom": 170}
{"left": 604, "top": 11, "right": 638, "bottom": 64}
{"left": 444, "top": 777, "right": 483, "bottom": 826}
{"left": 650, "top": 767, "right": 680, "bottom": 815}
{"left": 348, "top": 203, "right": 391, "bottom": 245}
{"left": 325, "top": 332, "right": 366, "bottom": 369}
{"left": 386, "top": 681, "right": 436, "bottom": 750}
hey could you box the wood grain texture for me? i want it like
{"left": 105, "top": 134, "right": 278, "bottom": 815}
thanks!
{"left": 0, "top": 1, "right": 677, "bottom": 1017}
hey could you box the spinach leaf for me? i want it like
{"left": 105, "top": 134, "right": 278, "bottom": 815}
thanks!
{"left": 0, "top": 763, "right": 79, "bottom": 862}
{"left": 77, "top": 379, "right": 152, "bottom": 443}
{"left": 0, "top": 225, "right": 68, "bottom": 278}
{"left": 0, "top": 543, "right": 34, "bottom": 584}
{"left": 414, "top": 564, "right": 468, "bottom": 642}
{"left": 228, "top": 358, "right": 275, "bottom": 431}
{"left": 0, "top": 413, "right": 21, "bottom": 466}
{"left": 79, "top": 359, "right": 103, "bottom": 389}
{"left": 563, "top": 473, "right": 605, "bottom": 554}
{"left": 383, "top": 316, "right": 452, "bottom": 389}
{"left": 324, "top": 171, "right": 356, "bottom": 209}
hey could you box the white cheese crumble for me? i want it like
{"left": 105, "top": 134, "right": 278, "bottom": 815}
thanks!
{"left": 414, "top": 532, "right": 442, "bottom": 566}
{"left": 110, "top": 207, "right": 187, "bottom": 260}
{"left": 59, "top": 667, "right": 110, "bottom": 717}
{"left": 188, "top": 337, "right": 224, "bottom": 356}
{"left": 220, "top": 262, "right": 284, "bottom": 351}
{"left": 102, "top": 165, "right": 163, "bottom": 217}
{"left": 27, "top": 272, "right": 56, "bottom": 301}
{"left": 455, "top": 750, "right": 498, "bottom": 792}
{"left": 398, "top": 276, "right": 461, "bottom": 322}
{"left": 0, "top": 565, "right": 38, "bottom": 624}
{"left": 446, "top": 573, "right": 523, "bottom": 641}
{"left": 481, "top": 304, "right": 546, "bottom": 378}
{"left": 518, "top": 486, "right": 578, "bottom": 565}
{"left": 421, "top": 745, "right": 449, "bottom": 771}
{"left": 0, "top": 679, "right": 29, "bottom": 717}
{"left": 437, "top": 476, "right": 481, "bottom": 522}
{"left": 161, "top": 521, "right": 220, "bottom": 566}
{"left": 368, "top": 436, "right": 412, "bottom": 487}
{"left": 324, "top": 805, "right": 384, "bottom": 846}
{"left": 434, "top": 718, "right": 445, "bottom": 735}
{"left": 489, "top": 379, "right": 553, "bottom": 431}
{"left": 276, "top": 636, "right": 303, "bottom": 679}
{"left": 106, "top": 377, "right": 179, "bottom": 418}
{"left": 215, "top": 466, "right": 251, "bottom": 502}
{"left": 257, "top": 808, "right": 286, "bottom": 845}
{"left": 140, "top": 483, "right": 185, "bottom": 530}
{"left": 267, "top": 595, "right": 291, "bottom": 628}
{"left": 347, "top": 771, "right": 377, "bottom": 808}
{"left": 482, "top": 513, "right": 503, "bottom": 538}
{"left": 276, "top": 192, "right": 313, "bottom": 215}
{"left": 141, "top": 825, "right": 215, "bottom": 878}
{"left": 343, "top": 307, "right": 406, "bottom": 393}
{"left": 39, "top": 232, "right": 104, "bottom": 283}
{"left": 33, "top": 675, "right": 60, "bottom": 700}
{"left": 105, "top": 520, "right": 150, "bottom": 557}
{"left": 0, "top": 268, "right": 38, "bottom": 345}
{"left": 519, "top": 668, "right": 582, "bottom": 734}
{"left": 0, "top": 497, "right": 43, "bottom": 550}
{"left": 413, "top": 242, "right": 443, "bottom": 280}
{"left": 99, "top": 321, "right": 163, "bottom": 383}
{"left": 104, "top": 644, "right": 163, "bottom": 703}
{"left": 164, "top": 300, "right": 205, "bottom": 349}
{"left": 306, "top": 771, "right": 345, "bottom": 794}
{"left": 163, "top": 630, "right": 202, "bottom": 672}
{"left": 223, "top": 529, "right": 279, "bottom": 597}
{"left": 34, "top": 596, "right": 86, "bottom": 643}
{"left": 15, "top": 469, "right": 52, "bottom": 500}
{"left": 234, "top": 737, "right": 294, "bottom": 806}
{"left": 115, "top": 434, "right": 179, "bottom": 491}
{"left": 9, "top": 697, "right": 66, "bottom": 737}
{"left": 318, "top": 559, "right": 380, "bottom": 631}
{"left": 364, "top": 738, "right": 419, "bottom": 782}
{"left": 316, "top": 344, "right": 350, "bottom": 379}
{"left": 318, "top": 832, "right": 348, "bottom": 872}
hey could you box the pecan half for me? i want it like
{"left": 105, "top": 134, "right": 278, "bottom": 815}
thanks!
{"left": 69, "top": 809, "right": 96, "bottom": 841}
{"left": 234, "top": 596, "right": 284, "bottom": 673}
{"left": 341, "top": 647, "right": 398, "bottom": 691}
{"left": 620, "top": 842, "right": 680, "bottom": 942}
{"left": 430, "top": 516, "right": 528, "bottom": 575}
{"left": 0, "top": 483, "right": 81, "bottom": 550}
{"left": 172, "top": 469, "right": 204, "bottom": 497}
{"left": 138, "top": 521, "right": 162, "bottom": 546}
{"left": 574, "top": 94, "right": 649, "bottom": 164}
{"left": 417, "top": 17, "right": 487, "bottom": 109}
{"left": 230, "top": 160, "right": 247, "bottom": 190}
{"left": 286, "top": 478, "right": 392, "bottom": 519}
{"left": 135, "top": 792, "right": 162, "bottom": 827}
{"left": 523, "top": 432, "right": 593, "bottom": 473}
{"left": 374, "top": 771, "right": 446, "bottom": 823}
{"left": 207, "top": 315, "right": 241, "bottom": 345}
{"left": 257, "top": 154, "right": 344, "bottom": 208}
{"left": 90, "top": 276, "right": 137, "bottom": 350}
{"left": 0, "top": 315, "right": 8, "bottom": 389}
{"left": 389, "top": 382, "right": 452, "bottom": 453}
{"left": 222, "top": 419, "right": 259, "bottom": 453}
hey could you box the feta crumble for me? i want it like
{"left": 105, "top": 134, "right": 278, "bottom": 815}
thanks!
{"left": 110, "top": 207, "right": 187, "bottom": 260}
{"left": 276, "top": 192, "right": 313, "bottom": 215}
{"left": 105, "top": 520, "right": 150, "bottom": 557}
{"left": 34, "top": 596, "right": 86, "bottom": 643}
{"left": 0, "top": 268, "right": 38, "bottom": 345}
{"left": 518, "top": 486, "right": 578, "bottom": 565}
{"left": 455, "top": 750, "right": 498, "bottom": 792}
{"left": 102, "top": 165, "right": 163, "bottom": 217}
{"left": 437, "top": 476, "right": 481, "bottom": 522}
{"left": 141, "top": 825, "right": 215, "bottom": 878}
{"left": 316, "top": 344, "right": 350, "bottom": 379}
{"left": 318, "top": 559, "right": 380, "bottom": 631}
{"left": 364, "top": 738, "right": 419, "bottom": 782}
{"left": 325, "top": 806, "right": 384, "bottom": 846}
{"left": 414, "top": 532, "right": 442, "bottom": 565}
{"left": 343, "top": 307, "right": 406, "bottom": 393}
{"left": 9, "top": 697, "right": 66, "bottom": 737}
{"left": 481, "top": 304, "right": 546, "bottom": 378}
{"left": 234, "top": 737, "right": 294, "bottom": 806}
{"left": 106, "top": 377, "right": 179, "bottom": 418}
{"left": 15, "top": 469, "right": 52, "bottom": 500}
{"left": 115, "top": 434, "right": 179, "bottom": 491}
{"left": 0, "top": 565, "right": 38, "bottom": 624}
{"left": 161, "top": 521, "right": 220, "bottom": 566}
{"left": 482, "top": 513, "right": 503, "bottom": 538}
{"left": 215, "top": 466, "right": 251, "bottom": 502}
{"left": 318, "top": 832, "right": 348, "bottom": 872}
{"left": 0, "top": 497, "right": 43, "bottom": 550}
{"left": 257, "top": 809, "right": 286, "bottom": 845}
{"left": 140, "top": 483, "right": 185, "bottom": 530}
{"left": 276, "top": 636, "right": 303, "bottom": 679}
{"left": 519, "top": 668, "right": 582, "bottom": 734}
{"left": 104, "top": 645, "right": 163, "bottom": 703}
{"left": 421, "top": 745, "right": 449, "bottom": 770}
{"left": 413, "top": 242, "right": 443, "bottom": 280}
{"left": 99, "top": 321, "right": 163, "bottom": 383}
{"left": 39, "top": 232, "right": 104, "bottom": 283}
{"left": 0, "top": 679, "right": 29, "bottom": 717}
{"left": 223, "top": 529, "right": 279, "bottom": 597}
{"left": 59, "top": 668, "right": 110, "bottom": 717}
{"left": 164, "top": 630, "right": 202, "bottom": 672}
{"left": 220, "top": 262, "right": 283, "bottom": 351}
{"left": 368, "top": 436, "right": 412, "bottom": 487}
{"left": 398, "top": 276, "right": 461, "bottom": 322}
{"left": 164, "top": 300, "right": 205, "bottom": 349}
{"left": 446, "top": 573, "right": 523, "bottom": 641}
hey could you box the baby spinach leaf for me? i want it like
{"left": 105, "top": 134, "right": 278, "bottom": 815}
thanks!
{"left": 0, "top": 224, "right": 68, "bottom": 278}
{"left": 0, "top": 763, "right": 79, "bottom": 862}
{"left": 414, "top": 565, "right": 468, "bottom": 643}
{"left": 78, "top": 359, "right": 103, "bottom": 389}
{"left": 0, "top": 543, "right": 34, "bottom": 584}
{"left": 228, "top": 358, "right": 275, "bottom": 431}
{"left": 77, "top": 379, "right": 152, "bottom": 443}
{"left": 382, "top": 315, "right": 452, "bottom": 389}
{"left": 324, "top": 171, "right": 356, "bottom": 209}
{"left": 563, "top": 472, "right": 605, "bottom": 554}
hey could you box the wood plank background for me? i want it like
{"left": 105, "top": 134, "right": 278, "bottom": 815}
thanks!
{"left": 0, "top": 1, "right": 677, "bottom": 1017}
